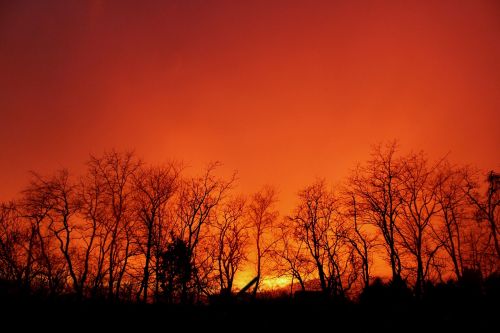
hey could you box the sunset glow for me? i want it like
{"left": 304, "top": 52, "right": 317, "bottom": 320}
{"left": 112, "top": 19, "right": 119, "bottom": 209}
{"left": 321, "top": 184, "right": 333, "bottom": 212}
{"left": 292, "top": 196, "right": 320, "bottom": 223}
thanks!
{"left": 0, "top": 0, "right": 499, "bottom": 309}
{"left": 1, "top": 0, "right": 499, "bottom": 208}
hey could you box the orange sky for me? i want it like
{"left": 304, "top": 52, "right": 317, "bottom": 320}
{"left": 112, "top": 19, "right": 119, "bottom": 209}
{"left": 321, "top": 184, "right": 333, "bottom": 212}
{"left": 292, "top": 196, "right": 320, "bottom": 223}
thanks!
{"left": 1, "top": 0, "right": 499, "bottom": 215}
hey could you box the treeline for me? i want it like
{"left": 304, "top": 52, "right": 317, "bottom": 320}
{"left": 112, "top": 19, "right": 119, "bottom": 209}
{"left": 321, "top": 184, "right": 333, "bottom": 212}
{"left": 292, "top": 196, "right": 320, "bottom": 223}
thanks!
{"left": 0, "top": 142, "right": 498, "bottom": 303}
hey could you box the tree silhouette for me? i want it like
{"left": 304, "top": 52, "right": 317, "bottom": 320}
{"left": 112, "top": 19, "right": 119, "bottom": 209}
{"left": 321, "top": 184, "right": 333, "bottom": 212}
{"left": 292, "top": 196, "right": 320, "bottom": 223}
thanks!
{"left": 464, "top": 169, "right": 500, "bottom": 260}
{"left": 133, "top": 163, "right": 179, "bottom": 302}
{"left": 0, "top": 202, "right": 23, "bottom": 284}
{"left": 213, "top": 196, "right": 249, "bottom": 296}
{"left": 396, "top": 151, "right": 441, "bottom": 297}
{"left": 433, "top": 161, "right": 468, "bottom": 280}
{"left": 341, "top": 190, "right": 377, "bottom": 290}
{"left": 273, "top": 218, "right": 314, "bottom": 292}
{"left": 174, "top": 162, "right": 235, "bottom": 301}
{"left": 248, "top": 185, "right": 278, "bottom": 296}
{"left": 289, "top": 179, "right": 357, "bottom": 297}
{"left": 0, "top": 144, "right": 497, "bottom": 313}
{"left": 350, "top": 142, "right": 404, "bottom": 283}
{"left": 86, "top": 150, "right": 141, "bottom": 300}
{"left": 158, "top": 237, "right": 195, "bottom": 304}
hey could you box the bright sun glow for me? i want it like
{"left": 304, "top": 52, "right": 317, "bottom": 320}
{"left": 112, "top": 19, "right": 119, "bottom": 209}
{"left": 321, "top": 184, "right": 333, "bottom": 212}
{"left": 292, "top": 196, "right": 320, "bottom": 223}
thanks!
{"left": 261, "top": 277, "right": 293, "bottom": 290}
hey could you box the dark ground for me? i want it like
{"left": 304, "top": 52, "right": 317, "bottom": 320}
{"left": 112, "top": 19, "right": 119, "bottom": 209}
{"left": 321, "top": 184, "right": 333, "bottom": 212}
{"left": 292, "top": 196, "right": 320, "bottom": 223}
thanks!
{"left": 1, "top": 289, "right": 497, "bottom": 332}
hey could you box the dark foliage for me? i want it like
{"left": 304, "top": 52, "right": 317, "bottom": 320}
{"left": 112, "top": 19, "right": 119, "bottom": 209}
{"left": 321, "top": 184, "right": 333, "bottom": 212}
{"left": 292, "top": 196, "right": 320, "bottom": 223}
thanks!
{"left": 158, "top": 238, "right": 196, "bottom": 304}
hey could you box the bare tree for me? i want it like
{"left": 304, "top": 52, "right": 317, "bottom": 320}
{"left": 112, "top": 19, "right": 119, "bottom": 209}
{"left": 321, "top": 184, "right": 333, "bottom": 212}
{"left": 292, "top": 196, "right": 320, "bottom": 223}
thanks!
{"left": 2, "top": 144, "right": 498, "bottom": 304}
{"left": 350, "top": 142, "right": 404, "bottom": 283}
{"left": 433, "top": 162, "right": 468, "bottom": 280}
{"left": 248, "top": 185, "right": 279, "bottom": 296}
{"left": 174, "top": 162, "right": 235, "bottom": 303}
{"left": 213, "top": 196, "right": 249, "bottom": 295}
{"left": 461, "top": 221, "right": 496, "bottom": 274}
{"left": 273, "top": 218, "right": 314, "bottom": 293}
{"left": 21, "top": 172, "right": 69, "bottom": 295}
{"left": 87, "top": 150, "right": 141, "bottom": 300}
{"left": 0, "top": 202, "right": 24, "bottom": 283}
{"left": 133, "top": 163, "right": 179, "bottom": 302}
{"left": 79, "top": 162, "right": 111, "bottom": 298}
{"left": 463, "top": 169, "right": 500, "bottom": 261}
{"left": 396, "top": 152, "right": 441, "bottom": 297}
{"left": 341, "top": 190, "right": 377, "bottom": 290}
{"left": 151, "top": 204, "right": 176, "bottom": 302}
{"left": 289, "top": 179, "right": 355, "bottom": 297}
{"left": 44, "top": 170, "right": 82, "bottom": 297}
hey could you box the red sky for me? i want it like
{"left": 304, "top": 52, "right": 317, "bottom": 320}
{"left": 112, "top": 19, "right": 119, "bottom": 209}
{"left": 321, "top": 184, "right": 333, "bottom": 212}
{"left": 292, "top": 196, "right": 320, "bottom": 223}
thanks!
{"left": 1, "top": 0, "right": 499, "bottom": 213}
